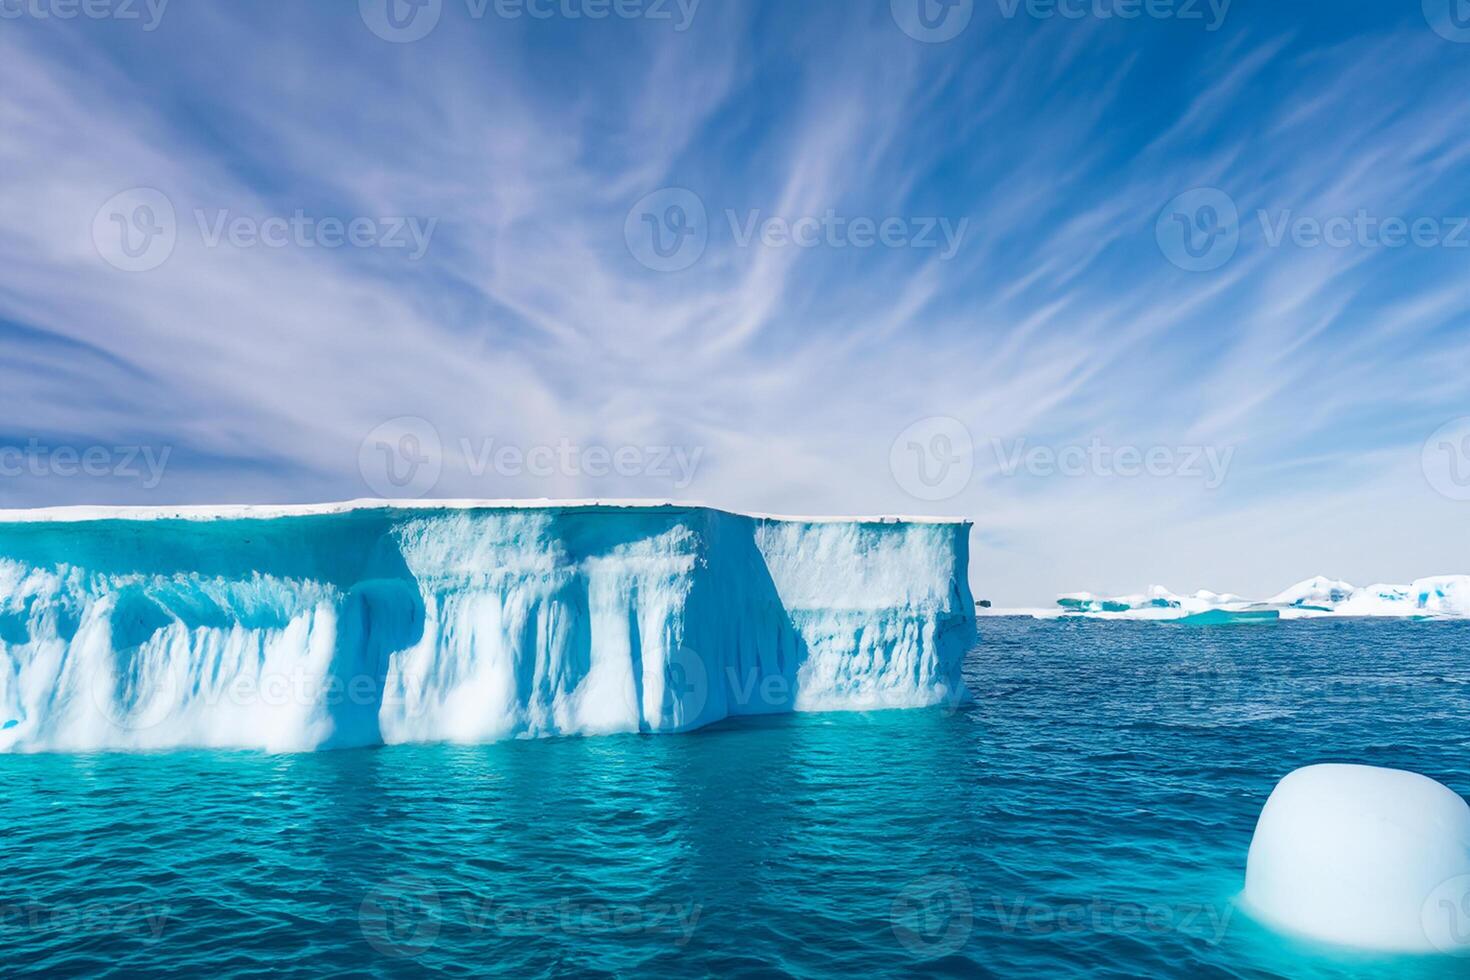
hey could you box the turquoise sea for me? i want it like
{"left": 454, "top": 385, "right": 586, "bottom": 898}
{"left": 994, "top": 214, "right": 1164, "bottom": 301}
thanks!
{"left": 4, "top": 618, "right": 1470, "bottom": 978}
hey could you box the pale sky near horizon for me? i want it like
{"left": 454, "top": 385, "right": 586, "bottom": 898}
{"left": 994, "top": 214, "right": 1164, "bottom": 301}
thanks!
{"left": 2, "top": 1, "right": 1469, "bottom": 604}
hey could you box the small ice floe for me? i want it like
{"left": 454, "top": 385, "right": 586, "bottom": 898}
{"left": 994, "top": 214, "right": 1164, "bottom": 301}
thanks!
{"left": 1243, "top": 764, "right": 1470, "bottom": 955}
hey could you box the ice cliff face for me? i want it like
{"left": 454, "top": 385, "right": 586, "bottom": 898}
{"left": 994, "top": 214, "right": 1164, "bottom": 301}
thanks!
{"left": 0, "top": 503, "right": 975, "bottom": 753}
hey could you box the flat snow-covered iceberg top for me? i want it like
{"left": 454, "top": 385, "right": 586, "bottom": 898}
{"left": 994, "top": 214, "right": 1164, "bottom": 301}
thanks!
{"left": 986, "top": 574, "right": 1470, "bottom": 622}
{"left": 0, "top": 501, "right": 975, "bottom": 753}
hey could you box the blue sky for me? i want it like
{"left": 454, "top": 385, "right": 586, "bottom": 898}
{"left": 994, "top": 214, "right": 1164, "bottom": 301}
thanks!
{"left": 1, "top": 0, "right": 1468, "bottom": 604}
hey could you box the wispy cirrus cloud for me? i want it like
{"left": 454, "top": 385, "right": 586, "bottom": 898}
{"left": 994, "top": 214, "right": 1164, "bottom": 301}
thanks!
{"left": 0, "top": 2, "right": 1465, "bottom": 602}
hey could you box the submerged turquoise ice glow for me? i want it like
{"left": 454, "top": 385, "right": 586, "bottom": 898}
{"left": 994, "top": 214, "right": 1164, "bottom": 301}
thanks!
{"left": 4, "top": 618, "right": 1469, "bottom": 977}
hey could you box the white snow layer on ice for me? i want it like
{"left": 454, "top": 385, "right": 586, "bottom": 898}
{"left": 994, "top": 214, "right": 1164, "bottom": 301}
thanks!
{"left": 0, "top": 503, "right": 975, "bottom": 752}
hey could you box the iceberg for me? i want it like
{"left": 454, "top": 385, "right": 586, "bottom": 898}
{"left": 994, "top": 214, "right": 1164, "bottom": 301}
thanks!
{"left": 0, "top": 501, "right": 976, "bottom": 753}
{"left": 1022, "top": 586, "right": 1270, "bottom": 623}
{"left": 983, "top": 575, "right": 1470, "bottom": 621}
{"left": 1266, "top": 576, "right": 1357, "bottom": 610}
{"left": 1244, "top": 764, "right": 1470, "bottom": 954}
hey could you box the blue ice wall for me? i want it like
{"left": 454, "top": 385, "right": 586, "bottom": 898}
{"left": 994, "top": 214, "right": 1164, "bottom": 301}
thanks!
{"left": 0, "top": 504, "right": 974, "bottom": 752}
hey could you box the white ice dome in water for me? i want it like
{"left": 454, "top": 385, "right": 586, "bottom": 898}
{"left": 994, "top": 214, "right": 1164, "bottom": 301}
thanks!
{"left": 1244, "top": 764, "right": 1470, "bottom": 954}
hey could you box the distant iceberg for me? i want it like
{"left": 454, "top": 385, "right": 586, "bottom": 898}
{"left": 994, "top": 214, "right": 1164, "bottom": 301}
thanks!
{"left": 986, "top": 575, "right": 1470, "bottom": 622}
{"left": 1265, "top": 575, "right": 1357, "bottom": 610}
{"left": 0, "top": 501, "right": 976, "bottom": 753}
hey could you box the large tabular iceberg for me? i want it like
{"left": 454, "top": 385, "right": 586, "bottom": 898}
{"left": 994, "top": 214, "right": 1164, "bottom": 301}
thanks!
{"left": 0, "top": 501, "right": 975, "bottom": 753}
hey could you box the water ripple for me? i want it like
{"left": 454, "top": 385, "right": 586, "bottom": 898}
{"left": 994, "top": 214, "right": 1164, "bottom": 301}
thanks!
{"left": 4, "top": 620, "right": 1470, "bottom": 976}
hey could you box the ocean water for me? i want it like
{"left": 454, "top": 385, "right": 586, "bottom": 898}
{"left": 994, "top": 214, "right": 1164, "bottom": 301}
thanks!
{"left": 4, "top": 618, "right": 1470, "bottom": 978}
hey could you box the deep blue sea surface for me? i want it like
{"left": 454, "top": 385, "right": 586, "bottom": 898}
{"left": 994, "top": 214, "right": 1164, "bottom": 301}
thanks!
{"left": 4, "top": 618, "right": 1470, "bottom": 978}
